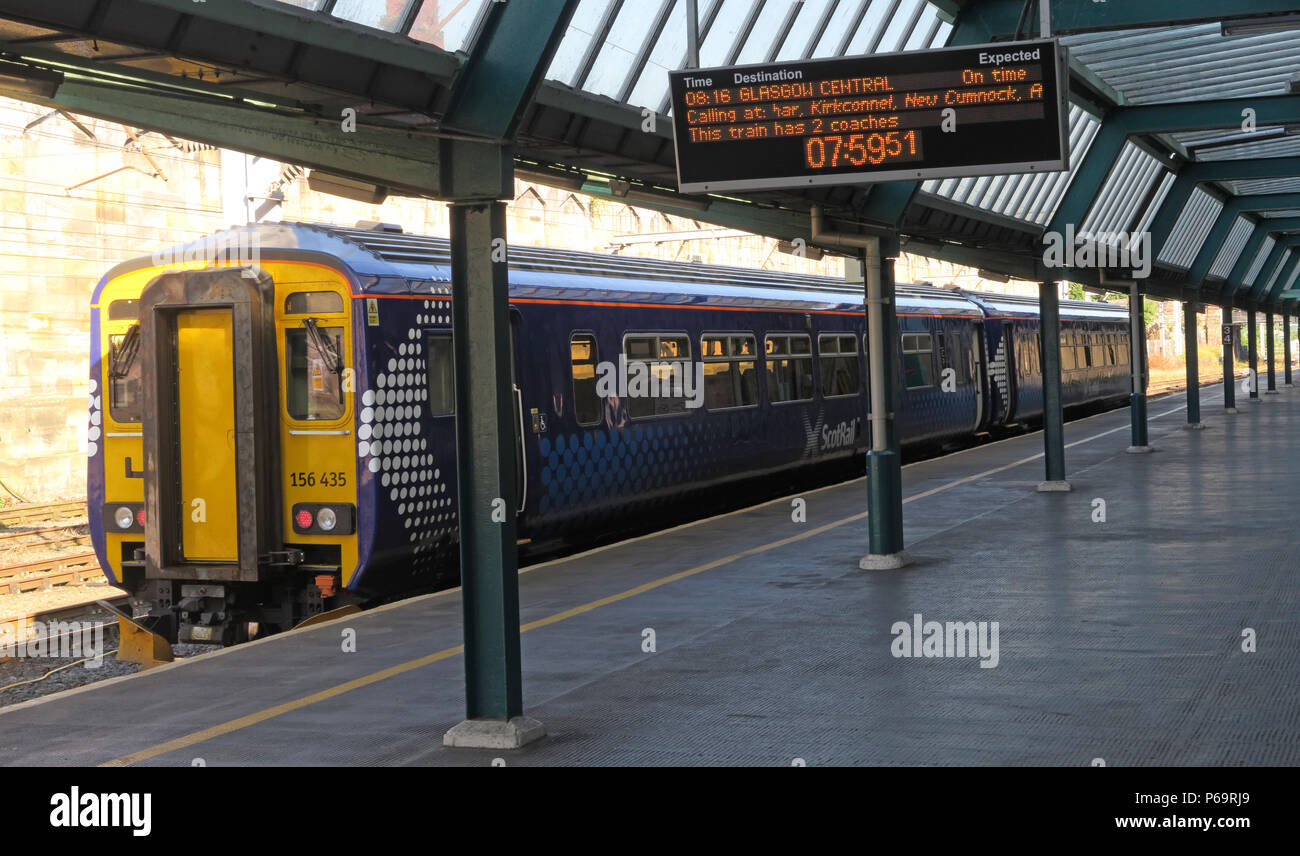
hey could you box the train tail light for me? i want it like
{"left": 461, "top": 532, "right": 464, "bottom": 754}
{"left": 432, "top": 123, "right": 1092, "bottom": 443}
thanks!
{"left": 291, "top": 503, "right": 355, "bottom": 535}
{"left": 136, "top": 508, "right": 147, "bottom": 527}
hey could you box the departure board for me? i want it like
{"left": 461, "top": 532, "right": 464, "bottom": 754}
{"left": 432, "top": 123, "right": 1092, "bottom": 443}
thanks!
{"left": 668, "top": 39, "right": 1069, "bottom": 194}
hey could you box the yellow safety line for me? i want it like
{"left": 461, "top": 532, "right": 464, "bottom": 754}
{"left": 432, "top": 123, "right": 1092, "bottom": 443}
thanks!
{"left": 102, "top": 399, "right": 1196, "bottom": 766}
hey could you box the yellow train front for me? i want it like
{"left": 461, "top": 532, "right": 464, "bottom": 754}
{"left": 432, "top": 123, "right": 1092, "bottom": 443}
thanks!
{"left": 87, "top": 222, "right": 459, "bottom": 644}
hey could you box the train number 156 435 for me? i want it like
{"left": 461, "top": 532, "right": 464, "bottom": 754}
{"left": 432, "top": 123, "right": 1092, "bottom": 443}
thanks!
{"left": 291, "top": 471, "right": 347, "bottom": 487}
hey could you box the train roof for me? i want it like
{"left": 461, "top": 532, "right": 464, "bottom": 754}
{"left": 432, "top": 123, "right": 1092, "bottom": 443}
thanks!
{"left": 959, "top": 289, "right": 1131, "bottom": 321}
{"left": 116, "top": 221, "right": 1129, "bottom": 321}
{"left": 124, "top": 221, "right": 981, "bottom": 315}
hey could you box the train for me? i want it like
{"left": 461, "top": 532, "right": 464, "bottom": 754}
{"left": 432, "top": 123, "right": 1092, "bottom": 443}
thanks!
{"left": 87, "top": 221, "right": 1135, "bottom": 644}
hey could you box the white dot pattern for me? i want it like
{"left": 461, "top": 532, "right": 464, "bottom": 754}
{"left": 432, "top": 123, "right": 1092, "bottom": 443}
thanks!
{"left": 87, "top": 377, "right": 100, "bottom": 458}
{"left": 358, "top": 323, "right": 456, "bottom": 573}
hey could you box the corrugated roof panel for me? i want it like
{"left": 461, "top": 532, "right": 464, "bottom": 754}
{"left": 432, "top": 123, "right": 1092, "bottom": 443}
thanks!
{"left": 1243, "top": 236, "right": 1277, "bottom": 287}
{"left": 1130, "top": 171, "right": 1176, "bottom": 238}
{"left": 1223, "top": 178, "right": 1300, "bottom": 196}
{"left": 1280, "top": 259, "right": 1300, "bottom": 296}
{"left": 1157, "top": 187, "right": 1224, "bottom": 268}
{"left": 1080, "top": 142, "right": 1165, "bottom": 237}
{"left": 917, "top": 104, "right": 1101, "bottom": 226}
{"left": 1208, "top": 217, "right": 1257, "bottom": 280}
{"left": 1260, "top": 249, "right": 1293, "bottom": 294}
{"left": 1062, "top": 25, "right": 1300, "bottom": 105}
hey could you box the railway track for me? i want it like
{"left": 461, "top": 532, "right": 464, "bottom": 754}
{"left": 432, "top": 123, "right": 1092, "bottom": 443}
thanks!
{"left": 0, "top": 552, "right": 104, "bottom": 594}
{"left": 0, "top": 500, "right": 85, "bottom": 526}
{"left": 0, "top": 524, "right": 90, "bottom": 551}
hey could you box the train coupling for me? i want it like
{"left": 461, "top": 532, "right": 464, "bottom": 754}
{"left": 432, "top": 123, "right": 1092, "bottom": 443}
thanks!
{"left": 176, "top": 584, "right": 238, "bottom": 645}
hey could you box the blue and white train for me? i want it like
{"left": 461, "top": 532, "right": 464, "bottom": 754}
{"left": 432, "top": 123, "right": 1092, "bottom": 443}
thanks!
{"left": 87, "top": 221, "right": 1133, "bottom": 643}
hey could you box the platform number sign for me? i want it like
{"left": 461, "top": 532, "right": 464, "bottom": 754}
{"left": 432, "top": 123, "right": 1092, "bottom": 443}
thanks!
{"left": 1222, "top": 324, "right": 1233, "bottom": 346}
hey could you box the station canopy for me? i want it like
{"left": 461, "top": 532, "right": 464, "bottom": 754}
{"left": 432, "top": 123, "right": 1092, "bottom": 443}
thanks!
{"left": 4, "top": 1, "right": 1300, "bottom": 307}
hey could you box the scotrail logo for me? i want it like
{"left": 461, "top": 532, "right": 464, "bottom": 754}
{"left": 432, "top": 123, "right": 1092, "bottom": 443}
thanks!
{"left": 50, "top": 787, "right": 151, "bottom": 837}
{"left": 1042, "top": 225, "right": 1152, "bottom": 279}
{"left": 594, "top": 357, "right": 705, "bottom": 408}
{"left": 890, "top": 613, "right": 999, "bottom": 668}
{"left": 150, "top": 232, "right": 261, "bottom": 270}
{"left": 0, "top": 620, "right": 106, "bottom": 668}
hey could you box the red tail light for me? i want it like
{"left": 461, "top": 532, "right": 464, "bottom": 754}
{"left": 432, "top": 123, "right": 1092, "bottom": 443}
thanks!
{"left": 135, "top": 508, "right": 147, "bottom": 527}
{"left": 295, "top": 509, "right": 314, "bottom": 529}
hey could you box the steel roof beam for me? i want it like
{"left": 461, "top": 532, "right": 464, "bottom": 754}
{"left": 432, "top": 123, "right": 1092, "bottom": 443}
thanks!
{"left": 0, "top": 0, "right": 463, "bottom": 114}
{"left": 443, "top": 0, "right": 578, "bottom": 140}
{"left": 1265, "top": 252, "right": 1300, "bottom": 303}
{"left": 949, "top": 0, "right": 1300, "bottom": 37}
{"left": 1148, "top": 157, "right": 1300, "bottom": 254}
{"left": 17, "top": 75, "right": 508, "bottom": 199}
{"left": 1189, "top": 189, "right": 1300, "bottom": 287}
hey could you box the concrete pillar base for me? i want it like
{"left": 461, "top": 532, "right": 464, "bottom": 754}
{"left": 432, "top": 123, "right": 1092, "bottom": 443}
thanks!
{"left": 1265, "top": 389, "right": 1279, "bottom": 396}
{"left": 1225, "top": 407, "right": 1239, "bottom": 414}
{"left": 1126, "top": 445, "right": 1155, "bottom": 454}
{"left": 1184, "top": 423, "right": 1207, "bottom": 431}
{"left": 859, "top": 551, "right": 914, "bottom": 571}
{"left": 1037, "top": 480, "right": 1073, "bottom": 492}
{"left": 444, "top": 716, "right": 546, "bottom": 749}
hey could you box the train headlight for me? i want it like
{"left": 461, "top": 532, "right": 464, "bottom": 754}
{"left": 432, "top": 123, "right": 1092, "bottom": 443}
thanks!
{"left": 317, "top": 507, "right": 337, "bottom": 532}
{"left": 295, "top": 509, "right": 314, "bottom": 529}
{"left": 114, "top": 506, "right": 134, "bottom": 529}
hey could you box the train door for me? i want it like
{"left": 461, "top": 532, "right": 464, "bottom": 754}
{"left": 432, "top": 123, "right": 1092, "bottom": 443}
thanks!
{"left": 510, "top": 311, "right": 526, "bottom": 516}
{"left": 174, "top": 309, "right": 238, "bottom": 562}
{"left": 971, "top": 321, "right": 985, "bottom": 432}
{"left": 1003, "top": 326, "right": 1018, "bottom": 423}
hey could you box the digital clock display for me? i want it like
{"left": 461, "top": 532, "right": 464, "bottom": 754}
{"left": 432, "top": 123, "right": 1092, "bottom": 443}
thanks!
{"left": 668, "top": 38, "right": 1068, "bottom": 194}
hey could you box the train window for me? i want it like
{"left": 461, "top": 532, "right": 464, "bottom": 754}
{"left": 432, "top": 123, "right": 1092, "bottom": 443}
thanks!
{"left": 819, "top": 334, "right": 860, "bottom": 397}
{"left": 108, "top": 326, "right": 142, "bottom": 423}
{"left": 901, "top": 333, "right": 934, "bottom": 389}
{"left": 285, "top": 292, "right": 344, "bottom": 314}
{"left": 108, "top": 299, "right": 139, "bottom": 321}
{"left": 425, "top": 335, "right": 455, "bottom": 416}
{"left": 570, "top": 333, "right": 601, "bottom": 426}
{"left": 701, "top": 334, "right": 758, "bottom": 410}
{"left": 624, "top": 333, "right": 692, "bottom": 418}
{"left": 1061, "top": 339, "right": 1076, "bottom": 371}
{"left": 765, "top": 333, "right": 814, "bottom": 403}
{"left": 285, "top": 325, "right": 345, "bottom": 421}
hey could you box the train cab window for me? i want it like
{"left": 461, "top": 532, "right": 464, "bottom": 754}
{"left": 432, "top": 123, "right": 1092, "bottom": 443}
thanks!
{"left": 701, "top": 334, "right": 758, "bottom": 410}
{"left": 108, "top": 299, "right": 139, "bottom": 321}
{"left": 901, "top": 333, "right": 935, "bottom": 389}
{"left": 425, "top": 335, "right": 455, "bottom": 417}
{"left": 765, "top": 333, "right": 814, "bottom": 403}
{"left": 285, "top": 292, "right": 345, "bottom": 314}
{"left": 819, "top": 334, "right": 860, "bottom": 397}
{"left": 108, "top": 326, "right": 142, "bottom": 423}
{"left": 285, "top": 323, "right": 345, "bottom": 421}
{"left": 570, "top": 333, "right": 601, "bottom": 425}
{"left": 624, "top": 333, "right": 692, "bottom": 418}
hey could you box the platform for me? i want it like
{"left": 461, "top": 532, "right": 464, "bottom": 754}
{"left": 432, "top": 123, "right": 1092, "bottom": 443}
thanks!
{"left": 3, "top": 383, "right": 1297, "bottom": 766}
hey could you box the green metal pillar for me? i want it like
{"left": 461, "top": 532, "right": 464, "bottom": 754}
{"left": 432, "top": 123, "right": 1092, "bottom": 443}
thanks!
{"left": 1223, "top": 299, "right": 1237, "bottom": 413}
{"left": 1248, "top": 307, "right": 1259, "bottom": 399}
{"left": 1037, "top": 281, "right": 1071, "bottom": 490}
{"left": 1285, "top": 312, "right": 1293, "bottom": 385}
{"left": 1128, "top": 285, "right": 1152, "bottom": 452}
{"left": 860, "top": 245, "right": 910, "bottom": 570}
{"left": 442, "top": 200, "right": 542, "bottom": 749}
{"left": 1266, "top": 310, "right": 1278, "bottom": 394}
{"left": 1184, "top": 299, "right": 1202, "bottom": 428}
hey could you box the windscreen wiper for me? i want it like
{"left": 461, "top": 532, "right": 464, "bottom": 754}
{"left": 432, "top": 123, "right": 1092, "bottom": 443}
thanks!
{"left": 109, "top": 324, "right": 140, "bottom": 379}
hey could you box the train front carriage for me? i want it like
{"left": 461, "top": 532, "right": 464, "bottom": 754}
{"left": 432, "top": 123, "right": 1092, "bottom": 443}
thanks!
{"left": 90, "top": 231, "right": 379, "bottom": 643}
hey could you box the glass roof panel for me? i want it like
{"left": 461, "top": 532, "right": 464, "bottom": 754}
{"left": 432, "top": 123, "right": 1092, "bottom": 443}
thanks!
{"left": 583, "top": 2, "right": 675, "bottom": 98}
{"left": 546, "top": 0, "right": 619, "bottom": 86}
{"left": 332, "top": 0, "right": 413, "bottom": 32}
{"left": 733, "top": 1, "right": 797, "bottom": 66}
{"left": 773, "top": 0, "right": 834, "bottom": 62}
{"left": 811, "top": 1, "right": 866, "bottom": 58}
{"left": 698, "top": 0, "right": 759, "bottom": 69}
{"left": 409, "top": 0, "right": 494, "bottom": 52}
